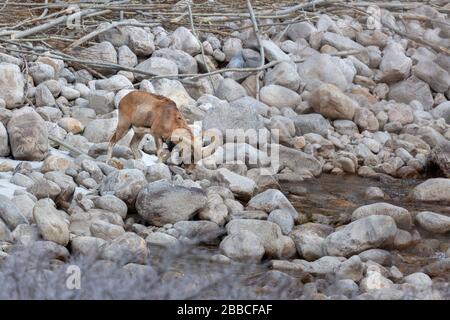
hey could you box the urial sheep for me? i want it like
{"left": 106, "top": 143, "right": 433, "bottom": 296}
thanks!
{"left": 107, "top": 91, "right": 198, "bottom": 170}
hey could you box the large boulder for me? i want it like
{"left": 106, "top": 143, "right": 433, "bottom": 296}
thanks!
{"left": 219, "top": 230, "right": 265, "bottom": 262}
{"left": 0, "top": 63, "right": 24, "bottom": 109}
{"left": 264, "top": 61, "right": 301, "bottom": 91}
{"left": 7, "top": 107, "right": 48, "bottom": 161}
{"left": 309, "top": 84, "right": 358, "bottom": 120}
{"left": 294, "top": 113, "right": 329, "bottom": 137}
{"left": 217, "top": 168, "right": 257, "bottom": 200}
{"left": 431, "top": 101, "right": 450, "bottom": 124}
{"left": 411, "top": 178, "right": 450, "bottom": 202}
{"left": 76, "top": 41, "right": 118, "bottom": 75}
{"left": 379, "top": 41, "right": 412, "bottom": 83}
{"left": 351, "top": 202, "right": 412, "bottom": 229}
{"left": 99, "top": 169, "right": 147, "bottom": 206}
{"left": 226, "top": 218, "right": 295, "bottom": 258}
{"left": 278, "top": 144, "right": 322, "bottom": 176}
{"left": 388, "top": 76, "right": 434, "bottom": 111}
{"left": 170, "top": 27, "right": 201, "bottom": 56}
{"left": 0, "top": 194, "right": 28, "bottom": 230}
{"left": 202, "top": 101, "right": 264, "bottom": 134}
{"left": 260, "top": 84, "right": 301, "bottom": 108}
{"left": 413, "top": 59, "right": 450, "bottom": 93}
{"left": 297, "top": 54, "right": 355, "bottom": 91}
{"left": 136, "top": 179, "right": 207, "bottom": 226}
{"left": 415, "top": 211, "right": 450, "bottom": 234}
{"left": 323, "top": 215, "right": 397, "bottom": 257}
{"left": 152, "top": 48, "right": 198, "bottom": 74}
{"left": 83, "top": 118, "right": 117, "bottom": 143}
{"left": 33, "top": 199, "right": 69, "bottom": 246}
{"left": 247, "top": 189, "right": 298, "bottom": 221}
{"left": 134, "top": 57, "right": 178, "bottom": 80}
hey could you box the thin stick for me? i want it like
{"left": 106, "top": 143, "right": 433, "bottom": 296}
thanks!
{"left": 186, "top": 1, "right": 215, "bottom": 94}
{"left": 246, "top": 0, "right": 264, "bottom": 101}
{"left": 11, "top": 8, "right": 98, "bottom": 39}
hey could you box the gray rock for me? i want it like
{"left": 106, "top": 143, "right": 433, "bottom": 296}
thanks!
{"left": 0, "top": 219, "right": 12, "bottom": 242}
{"left": 402, "top": 272, "right": 433, "bottom": 288}
{"left": 336, "top": 255, "right": 364, "bottom": 282}
{"left": 145, "top": 163, "right": 171, "bottom": 183}
{"left": 29, "top": 63, "right": 54, "bottom": 85}
{"left": 134, "top": 57, "right": 178, "bottom": 80}
{"left": 278, "top": 144, "right": 322, "bottom": 176}
{"left": 265, "top": 61, "right": 301, "bottom": 91}
{"left": 33, "top": 198, "right": 69, "bottom": 246}
{"left": 94, "top": 74, "right": 133, "bottom": 92}
{"left": 230, "top": 96, "right": 270, "bottom": 117}
{"left": 170, "top": 27, "right": 201, "bottom": 55}
{"left": 324, "top": 215, "right": 397, "bottom": 257}
{"left": 297, "top": 54, "right": 355, "bottom": 91}
{"left": 153, "top": 48, "right": 198, "bottom": 74}
{"left": 216, "top": 78, "right": 247, "bottom": 102}
{"left": 93, "top": 194, "right": 128, "bottom": 219}
{"left": 379, "top": 41, "right": 412, "bottom": 83}
{"left": 333, "top": 120, "right": 358, "bottom": 135}
{"left": 260, "top": 85, "right": 301, "bottom": 108}
{"left": 222, "top": 38, "right": 243, "bottom": 61}
{"left": 267, "top": 209, "right": 294, "bottom": 235}
{"left": 71, "top": 236, "right": 107, "bottom": 256}
{"left": 413, "top": 59, "right": 450, "bottom": 93}
{"left": 89, "top": 90, "right": 115, "bottom": 115}
{"left": 76, "top": 41, "right": 117, "bottom": 74}
{"left": 83, "top": 118, "right": 117, "bottom": 143}
{"left": 202, "top": 100, "right": 264, "bottom": 134}
{"left": 145, "top": 232, "right": 178, "bottom": 248}
{"left": 358, "top": 249, "right": 392, "bottom": 266}
{"left": 174, "top": 220, "right": 223, "bottom": 243}
{"left": 7, "top": 107, "right": 48, "bottom": 161}
{"left": 322, "top": 32, "right": 367, "bottom": 63}
{"left": 0, "top": 194, "right": 28, "bottom": 230}
{"left": 247, "top": 188, "right": 298, "bottom": 221}
{"left": 101, "top": 232, "right": 147, "bottom": 265}
{"left": 354, "top": 108, "right": 379, "bottom": 132}
{"left": 388, "top": 76, "right": 433, "bottom": 111}
{"left": 226, "top": 218, "right": 295, "bottom": 258}
{"left": 431, "top": 101, "right": 450, "bottom": 124}
{"left": 411, "top": 178, "right": 450, "bottom": 202}
{"left": 287, "top": 22, "right": 316, "bottom": 40}
{"left": 90, "top": 220, "right": 126, "bottom": 241}
{"left": 128, "top": 27, "right": 154, "bottom": 56}
{"left": 294, "top": 113, "right": 329, "bottom": 137}
{"left": 220, "top": 230, "right": 265, "bottom": 262}
{"left": 26, "top": 178, "right": 61, "bottom": 200}
{"left": 262, "top": 39, "right": 290, "bottom": 62}
{"left": 135, "top": 179, "right": 207, "bottom": 226}
{"left": 309, "top": 84, "right": 357, "bottom": 120}
{"left": 60, "top": 86, "right": 80, "bottom": 100}
{"left": 0, "top": 63, "right": 25, "bottom": 108}
{"left": 11, "top": 194, "right": 35, "bottom": 223}
{"left": 217, "top": 168, "right": 257, "bottom": 200}
{"left": 99, "top": 169, "right": 147, "bottom": 206}
{"left": 415, "top": 211, "right": 450, "bottom": 234}
{"left": 352, "top": 203, "right": 412, "bottom": 230}
{"left": 118, "top": 45, "right": 138, "bottom": 68}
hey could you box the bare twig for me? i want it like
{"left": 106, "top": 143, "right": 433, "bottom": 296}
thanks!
{"left": 246, "top": 0, "right": 265, "bottom": 101}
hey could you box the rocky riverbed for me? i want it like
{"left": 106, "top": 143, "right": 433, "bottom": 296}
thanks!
{"left": 0, "top": 1, "right": 449, "bottom": 299}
